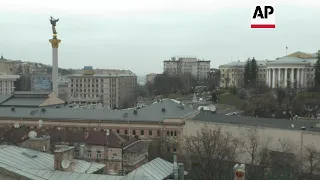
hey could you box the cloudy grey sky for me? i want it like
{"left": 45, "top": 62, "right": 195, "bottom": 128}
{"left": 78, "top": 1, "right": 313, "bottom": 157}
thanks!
{"left": 0, "top": 0, "right": 320, "bottom": 75}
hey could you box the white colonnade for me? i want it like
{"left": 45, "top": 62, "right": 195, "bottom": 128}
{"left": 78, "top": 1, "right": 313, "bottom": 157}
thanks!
{"left": 266, "top": 67, "right": 305, "bottom": 88}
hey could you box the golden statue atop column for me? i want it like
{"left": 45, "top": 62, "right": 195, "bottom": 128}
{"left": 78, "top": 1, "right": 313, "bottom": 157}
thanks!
{"left": 49, "top": 16, "right": 61, "bottom": 48}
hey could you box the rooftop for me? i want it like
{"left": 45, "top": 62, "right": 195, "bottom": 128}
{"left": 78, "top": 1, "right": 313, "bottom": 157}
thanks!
{"left": 0, "top": 145, "right": 105, "bottom": 173}
{"left": 0, "top": 99, "right": 198, "bottom": 122}
{"left": 192, "top": 112, "right": 320, "bottom": 132}
{"left": 0, "top": 157, "right": 185, "bottom": 180}
{"left": 0, "top": 128, "right": 140, "bottom": 148}
{"left": 0, "top": 164, "right": 123, "bottom": 180}
{"left": 0, "top": 91, "right": 65, "bottom": 107}
{"left": 69, "top": 73, "right": 136, "bottom": 78}
{"left": 120, "top": 157, "right": 187, "bottom": 180}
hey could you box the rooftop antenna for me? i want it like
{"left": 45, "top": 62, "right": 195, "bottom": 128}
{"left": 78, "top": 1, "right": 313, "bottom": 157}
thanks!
{"left": 286, "top": 46, "right": 288, "bottom": 55}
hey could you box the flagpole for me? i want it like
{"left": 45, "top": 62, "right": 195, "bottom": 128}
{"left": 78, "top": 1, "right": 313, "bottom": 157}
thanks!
{"left": 286, "top": 46, "right": 288, "bottom": 55}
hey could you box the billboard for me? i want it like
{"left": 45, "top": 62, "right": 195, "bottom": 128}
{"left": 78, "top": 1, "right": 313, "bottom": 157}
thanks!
{"left": 31, "top": 75, "right": 52, "bottom": 92}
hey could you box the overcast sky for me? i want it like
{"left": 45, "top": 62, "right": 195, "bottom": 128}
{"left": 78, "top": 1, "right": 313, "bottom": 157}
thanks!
{"left": 1, "top": 0, "right": 320, "bottom": 75}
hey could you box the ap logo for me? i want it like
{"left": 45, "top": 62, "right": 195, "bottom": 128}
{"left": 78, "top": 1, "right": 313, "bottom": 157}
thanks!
{"left": 251, "top": 5, "right": 275, "bottom": 28}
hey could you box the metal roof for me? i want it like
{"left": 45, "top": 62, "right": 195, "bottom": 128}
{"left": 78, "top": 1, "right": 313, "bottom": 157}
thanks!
{"left": 219, "top": 60, "right": 267, "bottom": 68}
{"left": 120, "top": 158, "right": 187, "bottom": 180}
{"left": 0, "top": 94, "right": 12, "bottom": 104}
{"left": 0, "top": 154, "right": 186, "bottom": 180}
{"left": 0, "top": 163, "right": 123, "bottom": 180}
{"left": 69, "top": 73, "right": 136, "bottom": 77}
{"left": 0, "top": 99, "right": 198, "bottom": 122}
{"left": 266, "top": 56, "right": 316, "bottom": 65}
{"left": 0, "top": 145, "right": 105, "bottom": 174}
{"left": 192, "top": 112, "right": 320, "bottom": 132}
{"left": 1, "top": 97, "right": 47, "bottom": 107}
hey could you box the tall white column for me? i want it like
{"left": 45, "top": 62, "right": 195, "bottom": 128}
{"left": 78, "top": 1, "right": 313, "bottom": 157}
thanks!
{"left": 272, "top": 68, "right": 276, "bottom": 88}
{"left": 297, "top": 68, "right": 300, "bottom": 87}
{"left": 291, "top": 68, "right": 294, "bottom": 88}
{"left": 278, "top": 68, "right": 281, "bottom": 88}
{"left": 49, "top": 37, "right": 61, "bottom": 96}
{"left": 284, "top": 68, "right": 287, "bottom": 87}
{"left": 266, "top": 69, "right": 269, "bottom": 86}
{"left": 270, "top": 69, "right": 272, "bottom": 87}
{"left": 301, "top": 68, "right": 305, "bottom": 88}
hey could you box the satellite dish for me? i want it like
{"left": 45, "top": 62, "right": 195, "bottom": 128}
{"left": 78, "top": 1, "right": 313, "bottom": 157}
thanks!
{"left": 28, "top": 131, "right": 37, "bottom": 138}
{"left": 38, "top": 119, "right": 43, "bottom": 128}
{"left": 14, "top": 123, "right": 20, "bottom": 128}
{"left": 106, "top": 129, "right": 110, "bottom": 136}
{"left": 61, "top": 159, "right": 70, "bottom": 169}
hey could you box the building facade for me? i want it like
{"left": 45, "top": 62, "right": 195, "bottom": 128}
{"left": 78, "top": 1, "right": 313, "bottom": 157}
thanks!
{"left": 163, "top": 57, "right": 211, "bottom": 80}
{"left": 0, "top": 74, "right": 20, "bottom": 94}
{"left": 58, "top": 77, "right": 68, "bottom": 102}
{"left": 31, "top": 74, "right": 52, "bottom": 92}
{"left": 219, "top": 51, "right": 318, "bottom": 88}
{"left": 68, "top": 66, "right": 137, "bottom": 109}
{"left": 146, "top": 73, "right": 157, "bottom": 84}
{"left": 184, "top": 112, "right": 320, "bottom": 173}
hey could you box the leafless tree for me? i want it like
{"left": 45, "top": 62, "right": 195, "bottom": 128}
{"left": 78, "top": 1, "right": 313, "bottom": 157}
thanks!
{"left": 240, "top": 128, "right": 274, "bottom": 180}
{"left": 298, "top": 145, "right": 320, "bottom": 180}
{"left": 181, "top": 125, "right": 240, "bottom": 180}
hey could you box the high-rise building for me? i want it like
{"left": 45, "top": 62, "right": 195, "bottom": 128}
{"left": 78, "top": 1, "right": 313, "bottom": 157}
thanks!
{"left": 68, "top": 66, "right": 137, "bottom": 109}
{"left": 163, "top": 57, "right": 211, "bottom": 80}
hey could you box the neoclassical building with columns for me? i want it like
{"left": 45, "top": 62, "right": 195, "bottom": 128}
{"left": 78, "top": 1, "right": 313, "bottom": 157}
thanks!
{"left": 219, "top": 51, "right": 317, "bottom": 88}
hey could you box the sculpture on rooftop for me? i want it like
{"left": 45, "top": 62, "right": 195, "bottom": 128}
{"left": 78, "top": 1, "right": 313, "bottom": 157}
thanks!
{"left": 49, "top": 16, "right": 59, "bottom": 35}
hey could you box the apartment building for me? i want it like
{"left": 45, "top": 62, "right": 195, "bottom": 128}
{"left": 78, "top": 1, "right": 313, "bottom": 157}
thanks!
{"left": 68, "top": 66, "right": 137, "bottom": 109}
{"left": 0, "top": 74, "right": 20, "bottom": 94}
{"left": 163, "top": 57, "right": 211, "bottom": 80}
{"left": 219, "top": 51, "right": 318, "bottom": 88}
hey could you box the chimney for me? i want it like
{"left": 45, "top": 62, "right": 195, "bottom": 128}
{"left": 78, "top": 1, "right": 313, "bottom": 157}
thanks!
{"left": 178, "top": 163, "right": 184, "bottom": 180}
{"left": 173, "top": 154, "right": 179, "bottom": 180}
{"left": 79, "top": 144, "right": 85, "bottom": 158}
{"left": 54, "top": 146, "right": 75, "bottom": 172}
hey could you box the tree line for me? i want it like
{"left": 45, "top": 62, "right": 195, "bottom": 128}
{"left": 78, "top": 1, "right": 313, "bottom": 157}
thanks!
{"left": 149, "top": 126, "right": 320, "bottom": 180}
{"left": 143, "top": 71, "right": 220, "bottom": 97}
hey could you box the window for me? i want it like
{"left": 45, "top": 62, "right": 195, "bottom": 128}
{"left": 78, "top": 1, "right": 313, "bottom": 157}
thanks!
{"left": 157, "top": 130, "right": 161, "bottom": 136}
{"left": 125, "top": 130, "right": 128, "bottom": 134}
{"left": 116, "top": 129, "right": 120, "bottom": 133}
{"left": 75, "top": 151, "right": 79, "bottom": 157}
{"left": 174, "top": 131, "right": 177, "bottom": 136}
{"left": 140, "top": 130, "right": 144, "bottom": 135}
{"left": 149, "top": 130, "right": 152, "bottom": 136}
{"left": 97, "top": 151, "right": 101, "bottom": 158}
{"left": 171, "top": 131, "right": 173, "bottom": 136}
{"left": 87, "top": 150, "right": 91, "bottom": 158}
{"left": 167, "top": 131, "right": 169, "bottom": 136}
{"left": 133, "top": 130, "right": 136, "bottom": 135}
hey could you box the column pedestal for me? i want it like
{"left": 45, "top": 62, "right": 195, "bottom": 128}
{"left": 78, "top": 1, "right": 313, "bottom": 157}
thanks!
{"left": 49, "top": 35, "right": 61, "bottom": 96}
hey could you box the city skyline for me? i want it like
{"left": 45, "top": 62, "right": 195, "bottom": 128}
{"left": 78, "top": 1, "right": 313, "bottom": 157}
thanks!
{"left": 1, "top": 0, "right": 320, "bottom": 75}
